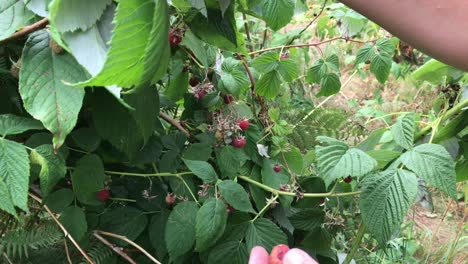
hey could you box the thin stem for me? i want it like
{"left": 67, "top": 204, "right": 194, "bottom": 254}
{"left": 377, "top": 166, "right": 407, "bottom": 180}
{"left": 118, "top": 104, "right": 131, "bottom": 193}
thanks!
{"left": 93, "top": 232, "right": 137, "bottom": 264}
{"left": 0, "top": 18, "right": 49, "bottom": 45}
{"left": 109, "top": 197, "right": 137, "bottom": 203}
{"left": 238, "top": 176, "right": 361, "bottom": 198}
{"left": 159, "top": 111, "right": 190, "bottom": 137}
{"left": 178, "top": 176, "right": 201, "bottom": 206}
{"left": 343, "top": 224, "right": 366, "bottom": 264}
{"left": 94, "top": 231, "right": 161, "bottom": 264}
{"left": 28, "top": 193, "right": 95, "bottom": 264}
{"left": 104, "top": 169, "right": 192, "bottom": 178}
{"left": 64, "top": 238, "right": 73, "bottom": 264}
{"left": 2, "top": 253, "right": 13, "bottom": 264}
{"left": 252, "top": 194, "right": 279, "bottom": 222}
{"left": 242, "top": 13, "right": 254, "bottom": 53}
{"left": 287, "top": 0, "right": 328, "bottom": 45}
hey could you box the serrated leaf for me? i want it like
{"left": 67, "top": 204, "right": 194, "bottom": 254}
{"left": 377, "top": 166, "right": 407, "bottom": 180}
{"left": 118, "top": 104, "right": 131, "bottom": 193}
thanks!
{"left": 360, "top": 169, "right": 418, "bottom": 244}
{"left": 306, "top": 59, "right": 327, "bottom": 83}
{"left": 391, "top": 114, "right": 415, "bottom": 150}
{"left": 262, "top": 0, "right": 294, "bottom": 31}
{"left": 289, "top": 209, "right": 325, "bottom": 231}
{"left": 189, "top": 0, "right": 207, "bottom": 17}
{"left": 19, "top": 30, "right": 88, "bottom": 149}
{"left": 325, "top": 54, "right": 340, "bottom": 72}
{"left": 400, "top": 143, "right": 457, "bottom": 199}
{"left": 71, "top": 154, "right": 105, "bottom": 205}
{"left": 30, "top": 145, "right": 66, "bottom": 196}
{"left": 366, "top": 150, "right": 401, "bottom": 169}
{"left": 183, "top": 143, "right": 213, "bottom": 161}
{"left": 218, "top": 180, "right": 255, "bottom": 213}
{"left": 44, "top": 189, "right": 74, "bottom": 213}
{"left": 100, "top": 207, "right": 148, "bottom": 246}
{"left": 49, "top": 0, "right": 112, "bottom": 32}
{"left": 261, "top": 159, "right": 290, "bottom": 190}
{"left": 149, "top": 211, "right": 170, "bottom": 260}
{"left": 256, "top": 70, "right": 282, "bottom": 98}
{"left": 0, "top": 0, "right": 33, "bottom": 41}
{"left": 246, "top": 218, "right": 287, "bottom": 252}
{"left": 280, "top": 147, "right": 303, "bottom": 174}
{"left": 165, "top": 70, "right": 189, "bottom": 101}
{"left": 217, "top": 145, "right": 249, "bottom": 179}
{"left": 220, "top": 58, "right": 249, "bottom": 95}
{"left": 0, "top": 179, "right": 16, "bottom": 216}
{"left": 207, "top": 240, "right": 248, "bottom": 264}
{"left": 375, "top": 39, "right": 395, "bottom": 56}
{"left": 316, "top": 137, "right": 377, "bottom": 187}
{"left": 252, "top": 52, "right": 280, "bottom": 73}
{"left": 277, "top": 58, "right": 299, "bottom": 82}
{"left": 75, "top": 0, "right": 170, "bottom": 88}
{"left": 70, "top": 127, "right": 101, "bottom": 152}
{"left": 357, "top": 127, "right": 386, "bottom": 151}
{"left": 0, "top": 139, "right": 29, "bottom": 213}
{"left": 23, "top": 0, "right": 50, "bottom": 17}
{"left": 181, "top": 31, "right": 210, "bottom": 69}
{"left": 183, "top": 159, "right": 218, "bottom": 183}
{"left": 0, "top": 114, "right": 43, "bottom": 136}
{"left": 60, "top": 206, "right": 88, "bottom": 241}
{"left": 370, "top": 53, "right": 392, "bottom": 84}
{"left": 317, "top": 73, "right": 341, "bottom": 97}
{"left": 195, "top": 199, "right": 228, "bottom": 251}
{"left": 166, "top": 201, "right": 199, "bottom": 257}
{"left": 355, "top": 44, "right": 375, "bottom": 65}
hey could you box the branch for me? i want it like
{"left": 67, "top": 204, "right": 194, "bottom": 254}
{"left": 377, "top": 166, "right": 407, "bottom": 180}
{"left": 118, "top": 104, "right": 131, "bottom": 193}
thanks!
{"left": 94, "top": 231, "right": 161, "bottom": 264}
{"left": 159, "top": 111, "right": 190, "bottom": 137}
{"left": 242, "top": 13, "right": 254, "bottom": 53}
{"left": 28, "top": 193, "right": 95, "bottom": 264}
{"left": 0, "top": 18, "right": 49, "bottom": 45}
{"left": 287, "top": 0, "right": 328, "bottom": 45}
{"left": 93, "top": 232, "right": 137, "bottom": 264}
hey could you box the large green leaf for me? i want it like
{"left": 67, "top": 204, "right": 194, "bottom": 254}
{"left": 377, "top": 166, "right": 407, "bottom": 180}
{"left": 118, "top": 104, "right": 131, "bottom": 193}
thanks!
{"left": 71, "top": 154, "right": 105, "bottom": 205}
{"left": 49, "top": 0, "right": 112, "bottom": 32}
{"left": 60, "top": 206, "right": 88, "bottom": 241}
{"left": 255, "top": 70, "right": 282, "bottom": 98}
{"left": 391, "top": 114, "right": 415, "bottom": 150}
{"left": 0, "top": 114, "right": 43, "bottom": 136}
{"left": 316, "top": 137, "right": 377, "bottom": 186}
{"left": 165, "top": 201, "right": 199, "bottom": 258}
{"left": 0, "top": 0, "right": 33, "bottom": 41}
{"left": 252, "top": 52, "right": 280, "bottom": 73}
{"left": 75, "top": 0, "right": 170, "bottom": 88}
{"left": 207, "top": 240, "right": 248, "bottom": 264}
{"left": 217, "top": 145, "right": 249, "bottom": 179}
{"left": 19, "top": 30, "right": 88, "bottom": 149}
{"left": 183, "top": 159, "right": 218, "bottom": 183}
{"left": 30, "top": 145, "right": 67, "bottom": 196}
{"left": 280, "top": 147, "right": 303, "bottom": 174}
{"left": 370, "top": 53, "right": 392, "bottom": 84}
{"left": 262, "top": 0, "right": 294, "bottom": 31}
{"left": 100, "top": 207, "right": 148, "bottom": 246}
{"left": 218, "top": 180, "right": 255, "bottom": 213}
{"left": 411, "top": 59, "right": 464, "bottom": 84}
{"left": 219, "top": 58, "right": 249, "bottom": 96}
{"left": 181, "top": 31, "right": 210, "bottom": 69}
{"left": 289, "top": 209, "right": 325, "bottom": 231}
{"left": 165, "top": 70, "right": 189, "bottom": 102}
{"left": 0, "top": 139, "right": 30, "bottom": 213}
{"left": 23, "top": 0, "right": 50, "bottom": 17}
{"left": 360, "top": 169, "right": 418, "bottom": 244}
{"left": 195, "top": 199, "right": 228, "bottom": 251}
{"left": 245, "top": 218, "right": 287, "bottom": 252}
{"left": 317, "top": 73, "right": 341, "bottom": 97}
{"left": 355, "top": 44, "right": 375, "bottom": 65}
{"left": 261, "top": 159, "right": 290, "bottom": 190}
{"left": 400, "top": 144, "right": 457, "bottom": 199}
{"left": 433, "top": 111, "right": 468, "bottom": 143}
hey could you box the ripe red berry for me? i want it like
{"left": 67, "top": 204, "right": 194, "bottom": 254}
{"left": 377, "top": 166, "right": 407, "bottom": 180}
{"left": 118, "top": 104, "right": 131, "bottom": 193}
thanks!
{"left": 223, "top": 95, "right": 233, "bottom": 104}
{"left": 97, "top": 189, "right": 110, "bottom": 201}
{"left": 280, "top": 53, "right": 290, "bottom": 60}
{"left": 194, "top": 90, "right": 206, "bottom": 100}
{"left": 169, "top": 33, "right": 182, "bottom": 47}
{"left": 189, "top": 78, "right": 199, "bottom": 87}
{"left": 238, "top": 119, "right": 249, "bottom": 131}
{"left": 231, "top": 136, "right": 246, "bottom": 148}
{"left": 344, "top": 176, "right": 352, "bottom": 183}
{"left": 273, "top": 164, "right": 283, "bottom": 173}
{"left": 269, "top": 244, "right": 290, "bottom": 264}
{"left": 165, "top": 193, "right": 176, "bottom": 206}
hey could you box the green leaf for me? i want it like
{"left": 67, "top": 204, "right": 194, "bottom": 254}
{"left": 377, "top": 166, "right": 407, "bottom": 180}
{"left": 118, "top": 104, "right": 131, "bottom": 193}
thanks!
{"left": 360, "top": 169, "right": 418, "bottom": 244}
{"left": 289, "top": 209, "right": 325, "bottom": 231}
{"left": 19, "top": 30, "right": 88, "bottom": 149}
{"left": 411, "top": 59, "right": 464, "bottom": 84}
{"left": 218, "top": 180, "right": 255, "bottom": 213}
{"left": 70, "top": 127, "right": 101, "bottom": 152}
{"left": 355, "top": 44, "right": 375, "bottom": 65}
{"left": 262, "top": 0, "right": 294, "bottom": 31}
{"left": 391, "top": 114, "right": 415, "bottom": 150}
{"left": 456, "top": 158, "right": 468, "bottom": 182}
{"left": 317, "top": 73, "right": 341, "bottom": 97}
{"left": 246, "top": 218, "right": 287, "bottom": 252}
{"left": 280, "top": 147, "right": 303, "bottom": 174}
{"left": 44, "top": 189, "right": 74, "bottom": 213}
{"left": 0, "top": 0, "right": 33, "bottom": 41}
{"left": 207, "top": 240, "right": 248, "bottom": 264}
{"left": 181, "top": 31, "right": 210, "bottom": 69}
{"left": 60, "top": 206, "right": 88, "bottom": 241}
{"left": 166, "top": 70, "right": 189, "bottom": 102}
{"left": 149, "top": 211, "right": 170, "bottom": 260}
{"left": 252, "top": 52, "right": 280, "bottom": 73}
{"left": 306, "top": 59, "right": 327, "bottom": 84}
{"left": 256, "top": 70, "right": 282, "bottom": 98}
{"left": 0, "top": 179, "right": 17, "bottom": 216}
{"left": 261, "top": 159, "right": 290, "bottom": 190}
{"left": 49, "top": 0, "right": 112, "bottom": 32}
{"left": 71, "top": 154, "right": 105, "bottom": 205}
{"left": 189, "top": 0, "right": 207, "bottom": 17}
{"left": 30, "top": 145, "right": 66, "bottom": 196}
{"left": 277, "top": 58, "right": 299, "bottom": 82}
{"left": 183, "top": 159, "right": 218, "bottom": 183}
{"left": 375, "top": 39, "right": 395, "bottom": 56}
{"left": 165, "top": 201, "right": 199, "bottom": 258}
{"left": 0, "top": 139, "right": 29, "bottom": 213}
{"left": 0, "top": 114, "right": 43, "bottom": 136}
{"left": 316, "top": 137, "right": 377, "bottom": 187}
{"left": 195, "top": 199, "right": 228, "bottom": 251}
{"left": 400, "top": 144, "right": 457, "bottom": 199}
{"left": 370, "top": 53, "right": 392, "bottom": 84}
{"left": 357, "top": 127, "right": 386, "bottom": 151}
{"left": 24, "top": 0, "right": 50, "bottom": 17}
{"left": 433, "top": 111, "right": 468, "bottom": 143}
{"left": 183, "top": 143, "right": 213, "bottom": 161}
{"left": 75, "top": 0, "right": 170, "bottom": 88}
{"left": 219, "top": 58, "right": 249, "bottom": 95}
{"left": 217, "top": 145, "right": 249, "bottom": 179}
{"left": 325, "top": 54, "right": 340, "bottom": 72}
{"left": 366, "top": 150, "right": 401, "bottom": 169}
{"left": 100, "top": 207, "right": 148, "bottom": 246}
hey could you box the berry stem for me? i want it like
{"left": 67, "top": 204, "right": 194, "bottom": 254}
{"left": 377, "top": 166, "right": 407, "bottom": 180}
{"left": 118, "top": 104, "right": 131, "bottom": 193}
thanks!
{"left": 251, "top": 194, "right": 279, "bottom": 222}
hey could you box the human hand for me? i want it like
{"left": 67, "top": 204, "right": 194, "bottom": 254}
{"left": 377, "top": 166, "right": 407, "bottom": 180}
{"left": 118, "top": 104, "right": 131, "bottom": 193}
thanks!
{"left": 248, "top": 245, "right": 318, "bottom": 264}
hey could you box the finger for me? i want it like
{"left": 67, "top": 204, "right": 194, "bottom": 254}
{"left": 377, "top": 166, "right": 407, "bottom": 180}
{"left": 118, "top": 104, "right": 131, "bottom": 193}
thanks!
{"left": 248, "top": 246, "right": 269, "bottom": 264}
{"left": 269, "top": 244, "right": 290, "bottom": 264}
{"left": 283, "top": 248, "right": 318, "bottom": 264}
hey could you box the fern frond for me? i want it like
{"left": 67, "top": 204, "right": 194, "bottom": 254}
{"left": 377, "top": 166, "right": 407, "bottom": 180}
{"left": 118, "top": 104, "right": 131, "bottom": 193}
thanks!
{"left": 79, "top": 242, "right": 116, "bottom": 264}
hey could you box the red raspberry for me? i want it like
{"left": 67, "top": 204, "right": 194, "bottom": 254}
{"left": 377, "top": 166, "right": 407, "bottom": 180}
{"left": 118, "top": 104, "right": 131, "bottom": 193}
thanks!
{"left": 223, "top": 95, "right": 233, "bottom": 104}
{"left": 189, "top": 78, "right": 200, "bottom": 86}
{"left": 344, "top": 176, "right": 352, "bottom": 183}
{"left": 165, "top": 193, "right": 176, "bottom": 206}
{"left": 273, "top": 164, "right": 283, "bottom": 173}
{"left": 238, "top": 119, "right": 250, "bottom": 131}
{"left": 97, "top": 189, "right": 110, "bottom": 201}
{"left": 194, "top": 90, "right": 206, "bottom": 100}
{"left": 169, "top": 32, "right": 182, "bottom": 47}
{"left": 269, "top": 244, "right": 290, "bottom": 264}
{"left": 231, "top": 136, "right": 246, "bottom": 148}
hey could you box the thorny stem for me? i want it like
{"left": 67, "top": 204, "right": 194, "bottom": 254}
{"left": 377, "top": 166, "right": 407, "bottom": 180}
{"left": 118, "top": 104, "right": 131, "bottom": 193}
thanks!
{"left": 287, "top": 0, "right": 328, "bottom": 45}
{"left": 343, "top": 224, "right": 366, "bottom": 264}
{"left": 252, "top": 194, "right": 279, "bottom": 222}
{"left": 238, "top": 176, "right": 360, "bottom": 198}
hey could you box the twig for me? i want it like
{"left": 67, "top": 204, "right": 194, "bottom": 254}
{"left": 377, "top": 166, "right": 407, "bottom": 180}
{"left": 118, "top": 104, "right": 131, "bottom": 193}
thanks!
{"left": 94, "top": 231, "right": 161, "bottom": 264}
{"left": 28, "top": 193, "right": 95, "bottom": 264}
{"left": 287, "top": 0, "right": 328, "bottom": 45}
{"left": 93, "top": 232, "right": 137, "bottom": 264}
{"left": 0, "top": 18, "right": 49, "bottom": 45}
{"left": 260, "top": 28, "right": 268, "bottom": 50}
{"left": 159, "top": 111, "right": 190, "bottom": 137}
{"left": 242, "top": 13, "right": 254, "bottom": 53}
{"left": 64, "top": 238, "right": 73, "bottom": 264}
{"left": 2, "top": 253, "right": 13, "bottom": 264}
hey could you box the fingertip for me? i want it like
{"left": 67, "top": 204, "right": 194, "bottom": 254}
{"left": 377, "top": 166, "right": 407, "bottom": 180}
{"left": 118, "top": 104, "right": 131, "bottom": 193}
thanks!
{"left": 249, "top": 246, "right": 269, "bottom": 264}
{"left": 283, "top": 248, "right": 318, "bottom": 264}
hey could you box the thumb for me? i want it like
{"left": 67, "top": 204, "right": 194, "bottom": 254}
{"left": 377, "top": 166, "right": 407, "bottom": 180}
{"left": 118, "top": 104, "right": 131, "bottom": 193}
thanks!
{"left": 283, "top": 248, "right": 318, "bottom": 264}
